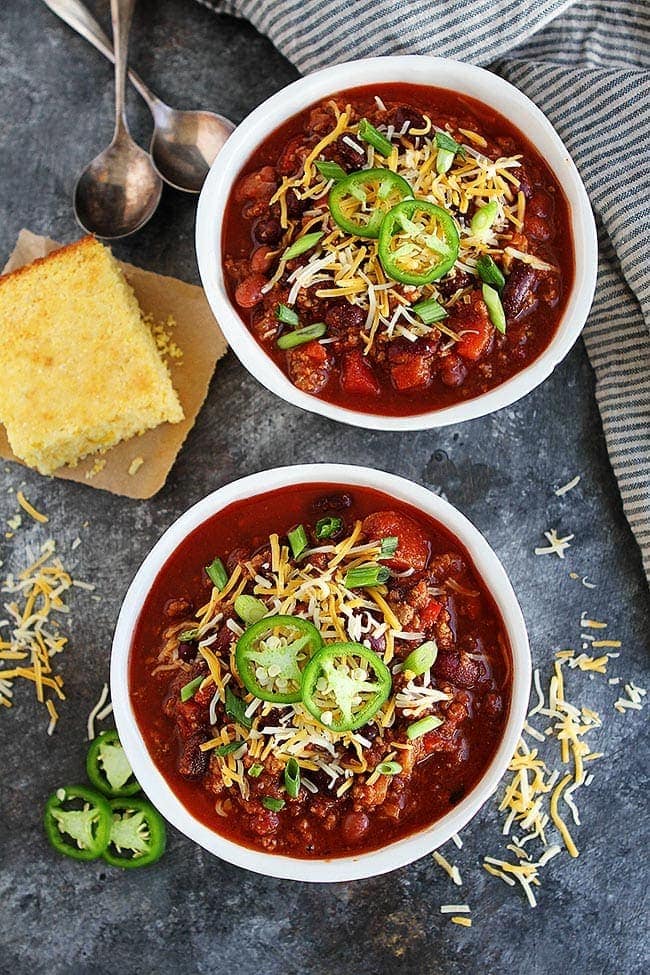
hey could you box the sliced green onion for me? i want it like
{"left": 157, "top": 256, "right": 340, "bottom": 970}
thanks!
{"left": 261, "top": 796, "right": 285, "bottom": 812}
{"left": 315, "top": 516, "right": 342, "bottom": 539}
{"left": 470, "top": 201, "right": 499, "bottom": 235}
{"left": 178, "top": 628, "right": 199, "bottom": 643}
{"left": 315, "top": 159, "right": 347, "bottom": 182}
{"left": 248, "top": 763, "right": 264, "bottom": 778}
{"left": 277, "top": 322, "right": 327, "bottom": 350}
{"left": 376, "top": 760, "right": 402, "bottom": 776}
{"left": 402, "top": 641, "right": 438, "bottom": 677}
{"left": 282, "top": 231, "right": 323, "bottom": 262}
{"left": 276, "top": 304, "right": 299, "bottom": 326}
{"left": 435, "top": 131, "right": 463, "bottom": 154}
{"left": 288, "top": 524, "right": 308, "bottom": 558}
{"left": 475, "top": 255, "right": 506, "bottom": 290}
{"left": 482, "top": 283, "right": 507, "bottom": 334}
{"left": 206, "top": 557, "right": 228, "bottom": 590}
{"left": 380, "top": 536, "right": 399, "bottom": 557}
{"left": 213, "top": 740, "right": 242, "bottom": 757}
{"left": 234, "top": 595, "right": 267, "bottom": 626}
{"left": 180, "top": 676, "right": 204, "bottom": 702}
{"left": 225, "top": 686, "right": 253, "bottom": 729}
{"left": 406, "top": 714, "right": 444, "bottom": 740}
{"left": 345, "top": 564, "right": 390, "bottom": 589}
{"left": 436, "top": 148, "right": 456, "bottom": 175}
{"left": 358, "top": 118, "right": 393, "bottom": 157}
{"left": 412, "top": 297, "right": 448, "bottom": 325}
{"left": 284, "top": 758, "right": 301, "bottom": 798}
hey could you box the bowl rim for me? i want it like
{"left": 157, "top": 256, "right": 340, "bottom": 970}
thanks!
{"left": 195, "top": 54, "right": 597, "bottom": 432}
{"left": 111, "top": 463, "right": 531, "bottom": 882}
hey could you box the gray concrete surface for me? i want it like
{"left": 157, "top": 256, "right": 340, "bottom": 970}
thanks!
{"left": 0, "top": 2, "right": 648, "bottom": 973}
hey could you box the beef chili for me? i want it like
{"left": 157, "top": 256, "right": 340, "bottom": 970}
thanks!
{"left": 130, "top": 484, "right": 512, "bottom": 858}
{"left": 222, "top": 84, "right": 574, "bottom": 416}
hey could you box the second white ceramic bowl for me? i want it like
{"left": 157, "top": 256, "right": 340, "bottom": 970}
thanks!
{"left": 111, "top": 464, "right": 530, "bottom": 882}
{"left": 196, "top": 55, "right": 597, "bottom": 431}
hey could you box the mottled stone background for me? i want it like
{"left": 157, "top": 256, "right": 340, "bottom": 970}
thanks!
{"left": 0, "top": 2, "right": 648, "bottom": 972}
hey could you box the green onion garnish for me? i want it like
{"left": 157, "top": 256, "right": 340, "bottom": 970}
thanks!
{"left": 376, "top": 761, "right": 402, "bottom": 776}
{"left": 436, "top": 148, "right": 455, "bottom": 175}
{"left": 380, "top": 536, "right": 399, "bottom": 557}
{"left": 288, "top": 524, "right": 308, "bottom": 558}
{"left": 180, "top": 675, "right": 204, "bottom": 702}
{"left": 213, "top": 740, "right": 242, "bottom": 757}
{"left": 261, "top": 796, "right": 285, "bottom": 812}
{"left": 412, "top": 297, "right": 448, "bottom": 325}
{"left": 435, "top": 131, "right": 464, "bottom": 155}
{"left": 358, "top": 118, "right": 393, "bottom": 158}
{"left": 282, "top": 231, "right": 323, "bottom": 262}
{"left": 276, "top": 304, "right": 299, "bottom": 326}
{"left": 248, "top": 763, "right": 264, "bottom": 778}
{"left": 402, "top": 641, "right": 438, "bottom": 677}
{"left": 345, "top": 564, "right": 390, "bottom": 589}
{"left": 406, "top": 714, "right": 444, "bottom": 740}
{"left": 225, "top": 686, "right": 252, "bottom": 729}
{"left": 315, "top": 516, "right": 342, "bottom": 539}
{"left": 315, "top": 160, "right": 347, "bottom": 182}
{"left": 178, "top": 628, "right": 199, "bottom": 643}
{"left": 470, "top": 201, "right": 499, "bottom": 235}
{"left": 205, "top": 557, "right": 228, "bottom": 590}
{"left": 277, "top": 322, "right": 327, "bottom": 350}
{"left": 284, "top": 758, "right": 301, "bottom": 798}
{"left": 475, "top": 255, "right": 505, "bottom": 290}
{"left": 234, "top": 594, "right": 267, "bottom": 626}
{"left": 434, "top": 131, "right": 464, "bottom": 175}
{"left": 482, "top": 283, "right": 507, "bottom": 334}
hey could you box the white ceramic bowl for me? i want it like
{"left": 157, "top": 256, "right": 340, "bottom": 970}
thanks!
{"left": 111, "top": 464, "right": 530, "bottom": 882}
{"left": 196, "top": 55, "right": 597, "bottom": 431}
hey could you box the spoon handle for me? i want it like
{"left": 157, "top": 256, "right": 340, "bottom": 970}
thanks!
{"left": 42, "top": 0, "right": 155, "bottom": 107}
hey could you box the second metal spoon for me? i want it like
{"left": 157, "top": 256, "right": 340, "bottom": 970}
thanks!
{"left": 44, "top": 0, "right": 235, "bottom": 193}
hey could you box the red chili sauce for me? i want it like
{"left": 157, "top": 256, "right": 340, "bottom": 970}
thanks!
{"left": 222, "top": 84, "right": 574, "bottom": 416}
{"left": 130, "top": 484, "right": 512, "bottom": 858}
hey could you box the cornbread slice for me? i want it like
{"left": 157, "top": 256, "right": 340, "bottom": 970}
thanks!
{"left": 0, "top": 237, "right": 183, "bottom": 475}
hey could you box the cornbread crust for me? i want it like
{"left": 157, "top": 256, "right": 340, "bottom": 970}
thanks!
{"left": 0, "top": 236, "right": 184, "bottom": 475}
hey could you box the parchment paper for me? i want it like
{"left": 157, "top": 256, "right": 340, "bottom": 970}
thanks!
{"left": 1, "top": 230, "right": 227, "bottom": 499}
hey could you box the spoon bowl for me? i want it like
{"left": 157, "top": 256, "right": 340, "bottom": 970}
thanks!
{"left": 149, "top": 103, "right": 235, "bottom": 193}
{"left": 74, "top": 131, "right": 162, "bottom": 239}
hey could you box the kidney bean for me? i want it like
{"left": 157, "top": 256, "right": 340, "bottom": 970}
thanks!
{"left": 250, "top": 246, "right": 276, "bottom": 276}
{"left": 324, "top": 300, "right": 366, "bottom": 334}
{"left": 313, "top": 492, "right": 353, "bottom": 512}
{"left": 235, "top": 273, "right": 267, "bottom": 309}
{"left": 393, "top": 105, "right": 426, "bottom": 132}
{"left": 286, "top": 188, "right": 306, "bottom": 218}
{"left": 527, "top": 190, "right": 553, "bottom": 219}
{"left": 502, "top": 265, "right": 540, "bottom": 321}
{"left": 440, "top": 354, "right": 468, "bottom": 387}
{"left": 525, "top": 215, "right": 551, "bottom": 241}
{"left": 254, "top": 214, "right": 283, "bottom": 245}
{"left": 341, "top": 810, "right": 370, "bottom": 845}
{"left": 234, "top": 166, "right": 277, "bottom": 203}
{"left": 434, "top": 651, "right": 482, "bottom": 689}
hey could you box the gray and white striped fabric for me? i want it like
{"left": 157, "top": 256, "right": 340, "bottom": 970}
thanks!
{"left": 199, "top": 0, "right": 650, "bottom": 581}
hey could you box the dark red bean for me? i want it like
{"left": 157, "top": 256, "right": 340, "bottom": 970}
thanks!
{"left": 502, "top": 265, "right": 540, "bottom": 321}
{"left": 286, "top": 189, "right": 306, "bottom": 218}
{"left": 324, "top": 300, "right": 366, "bottom": 333}
{"left": 341, "top": 811, "right": 370, "bottom": 845}
{"left": 434, "top": 651, "right": 482, "bottom": 689}
{"left": 313, "top": 493, "right": 353, "bottom": 511}
{"left": 235, "top": 274, "right": 267, "bottom": 309}
{"left": 440, "top": 354, "right": 468, "bottom": 387}
{"left": 393, "top": 106, "right": 426, "bottom": 132}
{"left": 254, "top": 215, "right": 282, "bottom": 245}
{"left": 525, "top": 215, "right": 551, "bottom": 241}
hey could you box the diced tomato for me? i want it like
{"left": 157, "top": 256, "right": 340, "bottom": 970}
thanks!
{"left": 390, "top": 354, "right": 433, "bottom": 391}
{"left": 452, "top": 290, "right": 494, "bottom": 362}
{"left": 340, "top": 350, "right": 380, "bottom": 396}
{"left": 420, "top": 599, "right": 443, "bottom": 628}
{"left": 362, "top": 510, "right": 431, "bottom": 571}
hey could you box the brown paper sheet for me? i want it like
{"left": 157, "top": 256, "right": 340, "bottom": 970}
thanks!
{"left": 1, "top": 229, "right": 228, "bottom": 499}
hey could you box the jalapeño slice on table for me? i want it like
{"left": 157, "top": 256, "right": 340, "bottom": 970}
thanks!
{"left": 44, "top": 785, "right": 113, "bottom": 861}
{"left": 378, "top": 199, "right": 459, "bottom": 285}
{"left": 328, "top": 168, "right": 413, "bottom": 238}
{"left": 301, "top": 641, "right": 392, "bottom": 732}
{"left": 86, "top": 729, "right": 140, "bottom": 797}
{"left": 102, "top": 797, "right": 167, "bottom": 869}
{"left": 235, "top": 615, "right": 323, "bottom": 703}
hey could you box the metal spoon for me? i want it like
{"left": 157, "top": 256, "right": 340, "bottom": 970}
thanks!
{"left": 73, "top": 0, "right": 162, "bottom": 238}
{"left": 45, "top": 0, "right": 235, "bottom": 193}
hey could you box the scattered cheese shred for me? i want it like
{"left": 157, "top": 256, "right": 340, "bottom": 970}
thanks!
{"left": 554, "top": 475, "right": 581, "bottom": 497}
{"left": 534, "top": 529, "right": 574, "bottom": 559}
{"left": 16, "top": 491, "right": 48, "bottom": 524}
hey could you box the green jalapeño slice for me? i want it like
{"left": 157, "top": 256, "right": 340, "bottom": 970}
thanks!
{"left": 235, "top": 615, "right": 323, "bottom": 703}
{"left": 328, "top": 169, "right": 413, "bottom": 239}
{"left": 378, "top": 199, "right": 460, "bottom": 285}
{"left": 301, "top": 642, "right": 392, "bottom": 732}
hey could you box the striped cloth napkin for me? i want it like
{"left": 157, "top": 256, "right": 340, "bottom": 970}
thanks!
{"left": 200, "top": 0, "right": 650, "bottom": 581}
